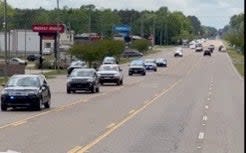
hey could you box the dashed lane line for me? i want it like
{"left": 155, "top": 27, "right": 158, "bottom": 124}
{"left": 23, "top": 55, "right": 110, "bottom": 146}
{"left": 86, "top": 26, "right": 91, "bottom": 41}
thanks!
{"left": 198, "top": 132, "right": 205, "bottom": 140}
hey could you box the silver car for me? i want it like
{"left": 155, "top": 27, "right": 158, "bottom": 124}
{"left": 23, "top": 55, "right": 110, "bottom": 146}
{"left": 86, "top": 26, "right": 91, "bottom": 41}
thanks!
{"left": 97, "top": 64, "right": 123, "bottom": 85}
{"left": 144, "top": 59, "right": 157, "bottom": 71}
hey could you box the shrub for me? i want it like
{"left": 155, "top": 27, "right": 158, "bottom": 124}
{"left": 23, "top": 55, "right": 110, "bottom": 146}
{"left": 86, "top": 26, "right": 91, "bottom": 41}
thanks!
{"left": 130, "top": 39, "right": 150, "bottom": 53}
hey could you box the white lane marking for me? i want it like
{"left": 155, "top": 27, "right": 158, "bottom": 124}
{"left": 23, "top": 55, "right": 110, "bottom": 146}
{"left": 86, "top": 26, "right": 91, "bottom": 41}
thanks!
{"left": 208, "top": 92, "right": 212, "bottom": 95}
{"left": 197, "top": 146, "right": 202, "bottom": 149}
{"left": 209, "top": 87, "right": 212, "bottom": 90}
{"left": 207, "top": 97, "right": 211, "bottom": 101}
{"left": 0, "top": 150, "right": 21, "bottom": 153}
{"left": 205, "top": 105, "right": 209, "bottom": 109}
{"left": 202, "top": 115, "right": 208, "bottom": 121}
{"left": 198, "top": 132, "right": 205, "bottom": 139}
{"left": 202, "top": 123, "right": 206, "bottom": 126}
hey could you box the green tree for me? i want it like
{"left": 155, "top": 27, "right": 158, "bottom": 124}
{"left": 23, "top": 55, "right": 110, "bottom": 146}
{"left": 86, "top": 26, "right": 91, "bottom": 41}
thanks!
{"left": 130, "top": 39, "right": 150, "bottom": 53}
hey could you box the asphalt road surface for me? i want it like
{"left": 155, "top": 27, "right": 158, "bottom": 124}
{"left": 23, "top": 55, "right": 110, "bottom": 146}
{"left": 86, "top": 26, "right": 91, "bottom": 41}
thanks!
{"left": 0, "top": 40, "right": 244, "bottom": 153}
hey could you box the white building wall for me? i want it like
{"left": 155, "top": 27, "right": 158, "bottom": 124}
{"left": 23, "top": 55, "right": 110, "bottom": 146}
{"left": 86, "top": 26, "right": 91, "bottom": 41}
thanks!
{"left": 0, "top": 29, "right": 74, "bottom": 54}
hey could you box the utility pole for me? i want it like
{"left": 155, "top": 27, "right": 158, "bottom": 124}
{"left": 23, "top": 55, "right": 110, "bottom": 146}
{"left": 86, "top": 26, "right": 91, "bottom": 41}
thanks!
{"left": 164, "top": 23, "right": 168, "bottom": 45}
{"left": 3, "top": 0, "right": 8, "bottom": 82}
{"left": 152, "top": 18, "right": 155, "bottom": 46}
{"left": 55, "top": 0, "right": 60, "bottom": 70}
{"left": 88, "top": 12, "right": 91, "bottom": 33}
{"left": 160, "top": 24, "right": 163, "bottom": 45}
{"left": 140, "top": 17, "right": 144, "bottom": 38}
{"left": 24, "top": 25, "right": 27, "bottom": 60}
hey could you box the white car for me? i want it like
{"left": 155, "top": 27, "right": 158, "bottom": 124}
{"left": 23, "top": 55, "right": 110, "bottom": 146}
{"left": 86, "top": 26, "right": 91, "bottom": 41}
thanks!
{"left": 174, "top": 48, "right": 183, "bottom": 57}
{"left": 9, "top": 57, "right": 27, "bottom": 65}
{"left": 144, "top": 59, "right": 157, "bottom": 71}
{"left": 189, "top": 44, "right": 196, "bottom": 49}
{"left": 97, "top": 64, "right": 123, "bottom": 85}
{"left": 102, "top": 56, "right": 118, "bottom": 64}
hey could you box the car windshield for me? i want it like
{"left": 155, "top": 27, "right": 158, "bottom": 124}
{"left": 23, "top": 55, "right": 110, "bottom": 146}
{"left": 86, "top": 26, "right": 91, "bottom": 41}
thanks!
{"left": 130, "top": 61, "right": 144, "bottom": 66}
{"left": 70, "top": 70, "right": 94, "bottom": 77}
{"left": 70, "top": 61, "right": 85, "bottom": 67}
{"left": 145, "top": 59, "right": 155, "bottom": 63}
{"left": 7, "top": 76, "right": 40, "bottom": 87}
{"left": 103, "top": 58, "right": 115, "bottom": 63}
{"left": 99, "top": 65, "right": 118, "bottom": 71}
{"left": 156, "top": 58, "right": 164, "bottom": 62}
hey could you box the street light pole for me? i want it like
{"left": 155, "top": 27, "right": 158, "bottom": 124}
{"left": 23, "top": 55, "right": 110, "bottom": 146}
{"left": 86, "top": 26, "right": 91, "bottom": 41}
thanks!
{"left": 3, "top": 0, "right": 8, "bottom": 82}
{"left": 55, "top": 0, "right": 60, "bottom": 70}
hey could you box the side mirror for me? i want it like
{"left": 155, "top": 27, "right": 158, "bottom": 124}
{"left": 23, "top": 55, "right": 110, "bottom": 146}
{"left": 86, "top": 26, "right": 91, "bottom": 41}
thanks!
{"left": 41, "top": 86, "right": 46, "bottom": 90}
{"left": 2, "top": 83, "right": 5, "bottom": 87}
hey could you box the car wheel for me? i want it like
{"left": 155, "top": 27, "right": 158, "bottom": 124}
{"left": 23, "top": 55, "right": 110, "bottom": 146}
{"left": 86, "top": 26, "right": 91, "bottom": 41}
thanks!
{"left": 120, "top": 80, "right": 123, "bottom": 85}
{"left": 91, "top": 85, "right": 96, "bottom": 93}
{"left": 44, "top": 98, "right": 50, "bottom": 109}
{"left": 142, "top": 72, "right": 146, "bottom": 76}
{"left": 116, "top": 80, "right": 121, "bottom": 86}
{"left": 96, "top": 87, "right": 100, "bottom": 93}
{"left": 1, "top": 103, "right": 7, "bottom": 111}
{"left": 35, "top": 98, "right": 43, "bottom": 111}
{"left": 67, "top": 88, "right": 71, "bottom": 94}
{"left": 128, "top": 72, "right": 132, "bottom": 76}
{"left": 154, "top": 69, "right": 157, "bottom": 72}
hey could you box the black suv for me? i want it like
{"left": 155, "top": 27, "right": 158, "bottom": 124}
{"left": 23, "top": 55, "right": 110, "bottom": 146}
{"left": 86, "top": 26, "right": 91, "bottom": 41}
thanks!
{"left": 208, "top": 44, "right": 215, "bottom": 52}
{"left": 128, "top": 60, "right": 146, "bottom": 76}
{"left": 1, "top": 74, "right": 51, "bottom": 111}
{"left": 203, "top": 49, "right": 211, "bottom": 56}
{"left": 67, "top": 68, "right": 100, "bottom": 93}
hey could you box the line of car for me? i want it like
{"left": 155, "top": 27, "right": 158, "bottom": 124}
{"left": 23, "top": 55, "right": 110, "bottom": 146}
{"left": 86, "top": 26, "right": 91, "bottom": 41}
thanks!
{"left": 1, "top": 42, "right": 222, "bottom": 111}
{"left": 0, "top": 55, "right": 168, "bottom": 111}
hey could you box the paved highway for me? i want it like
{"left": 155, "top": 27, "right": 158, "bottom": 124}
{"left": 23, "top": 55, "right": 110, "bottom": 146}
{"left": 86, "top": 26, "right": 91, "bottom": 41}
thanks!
{"left": 0, "top": 40, "right": 244, "bottom": 153}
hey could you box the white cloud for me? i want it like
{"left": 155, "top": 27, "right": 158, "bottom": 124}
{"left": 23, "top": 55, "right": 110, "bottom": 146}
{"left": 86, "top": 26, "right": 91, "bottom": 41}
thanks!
{"left": 6, "top": 0, "right": 244, "bottom": 29}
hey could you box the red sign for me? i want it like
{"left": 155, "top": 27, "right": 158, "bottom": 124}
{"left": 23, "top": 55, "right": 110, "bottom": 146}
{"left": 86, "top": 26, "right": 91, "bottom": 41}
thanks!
{"left": 32, "top": 24, "right": 65, "bottom": 33}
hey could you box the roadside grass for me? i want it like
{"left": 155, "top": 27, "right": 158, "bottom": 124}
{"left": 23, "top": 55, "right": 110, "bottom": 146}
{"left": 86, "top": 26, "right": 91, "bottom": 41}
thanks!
{"left": 0, "top": 77, "right": 7, "bottom": 85}
{"left": 224, "top": 42, "right": 244, "bottom": 77}
{"left": 42, "top": 69, "right": 67, "bottom": 79}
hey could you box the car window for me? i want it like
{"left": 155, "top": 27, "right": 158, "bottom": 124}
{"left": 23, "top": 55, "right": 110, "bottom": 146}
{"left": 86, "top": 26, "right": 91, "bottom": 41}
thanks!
{"left": 99, "top": 65, "right": 119, "bottom": 71}
{"left": 130, "top": 61, "right": 144, "bottom": 66}
{"left": 7, "top": 76, "right": 40, "bottom": 87}
{"left": 71, "top": 70, "right": 94, "bottom": 77}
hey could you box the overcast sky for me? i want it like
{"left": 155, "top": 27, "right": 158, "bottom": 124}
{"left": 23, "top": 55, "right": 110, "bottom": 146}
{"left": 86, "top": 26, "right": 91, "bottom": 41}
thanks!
{"left": 7, "top": 0, "right": 244, "bottom": 29}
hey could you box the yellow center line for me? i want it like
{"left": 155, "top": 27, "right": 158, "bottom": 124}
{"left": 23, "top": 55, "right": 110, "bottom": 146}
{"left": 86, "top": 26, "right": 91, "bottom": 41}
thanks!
{"left": 128, "top": 109, "right": 135, "bottom": 114}
{"left": 106, "top": 123, "right": 116, "bottom": 129}
{"left": 67, "top": 146, "right": 82, "bottom": 153}
{"left": 11, "top": 120, "right": 27, "bottom": 127}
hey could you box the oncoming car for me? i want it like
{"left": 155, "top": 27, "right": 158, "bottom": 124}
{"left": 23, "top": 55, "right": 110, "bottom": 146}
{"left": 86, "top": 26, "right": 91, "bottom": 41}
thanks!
{"left": 1, "top": 74, "right": 51, "bottom": 111}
